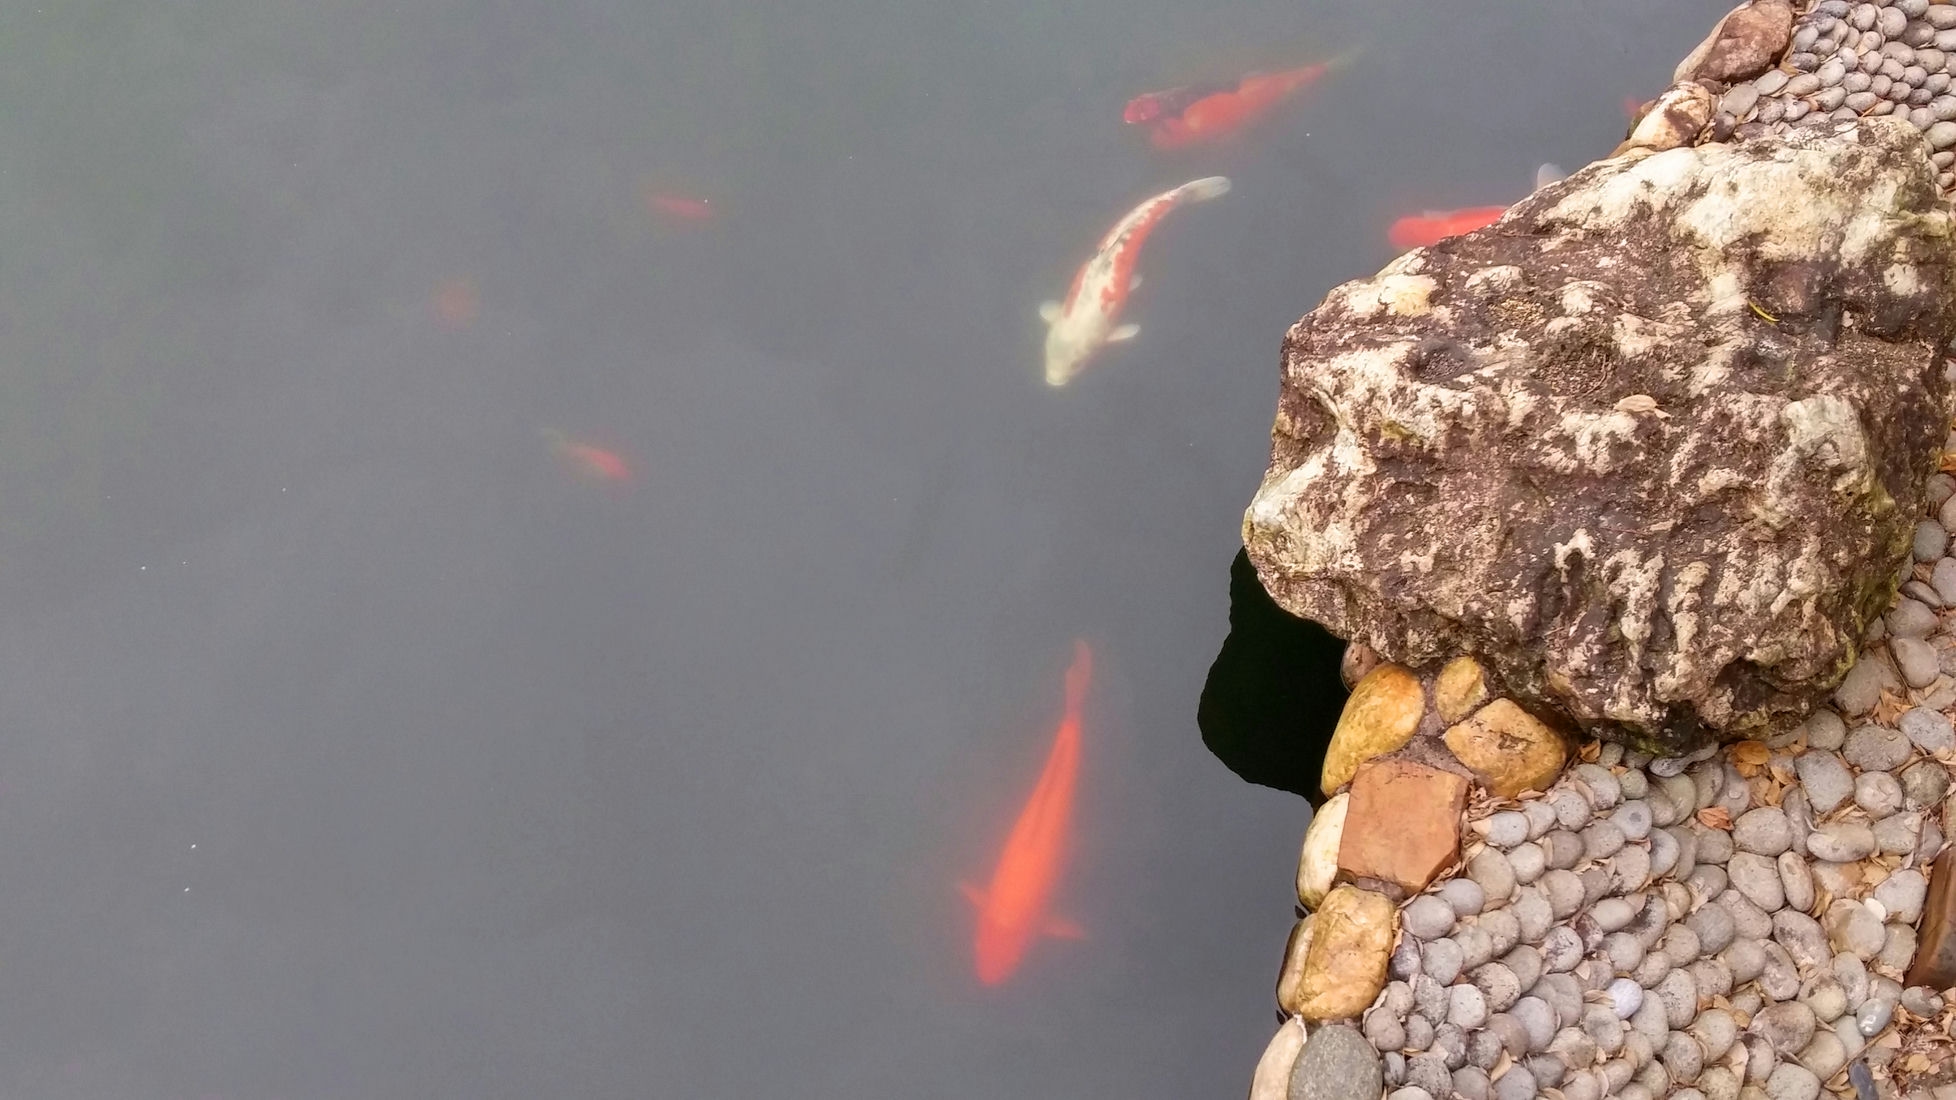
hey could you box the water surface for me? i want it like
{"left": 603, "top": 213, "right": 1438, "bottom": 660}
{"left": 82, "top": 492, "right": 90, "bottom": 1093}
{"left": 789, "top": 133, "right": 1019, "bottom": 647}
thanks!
{"left": 1, "top": 2, "right": 1703, "bottom": 1095}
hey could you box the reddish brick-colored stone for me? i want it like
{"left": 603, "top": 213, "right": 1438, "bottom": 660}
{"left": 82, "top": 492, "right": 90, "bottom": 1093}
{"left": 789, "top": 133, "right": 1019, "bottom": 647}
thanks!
{"left": 1337, "top": 757, "right": 1469, "bottom": 895}
{"left": 1906, "top": 848, "right": 1956, "bottom": 990}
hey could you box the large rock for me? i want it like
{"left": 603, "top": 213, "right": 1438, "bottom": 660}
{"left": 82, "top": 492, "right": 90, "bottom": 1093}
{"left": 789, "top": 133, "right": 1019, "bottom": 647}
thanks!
{"left": 1244, "top": 118, "right": 1956, "bottom": 753}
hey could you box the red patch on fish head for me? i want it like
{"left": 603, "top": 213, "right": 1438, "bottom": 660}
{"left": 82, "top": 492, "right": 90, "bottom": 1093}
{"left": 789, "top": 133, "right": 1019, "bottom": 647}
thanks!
{"left": 1122, "top": 96, "right": 1161, "bottom": 125}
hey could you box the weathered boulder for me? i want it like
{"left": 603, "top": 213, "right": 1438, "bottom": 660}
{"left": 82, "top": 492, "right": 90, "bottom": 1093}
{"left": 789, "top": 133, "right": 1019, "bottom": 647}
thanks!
{"left": 1243, "top": 117, "right": 1956, "bottom": 753}
{"left": 1671, "top": 0, "right": 1792, "bottom": 87}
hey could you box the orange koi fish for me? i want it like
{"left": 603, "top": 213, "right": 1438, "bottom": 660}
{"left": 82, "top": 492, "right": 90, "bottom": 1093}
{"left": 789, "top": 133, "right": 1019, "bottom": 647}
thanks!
{"left": 430, "top": 275, "right": 480, "bottom": 332}
{"left": 1123, "top": 51, "right": 1356, "bottom": 151}
{"left": 543, "top": 429, "right": 633, "bottom": 483}
{"left": 961, "top": 640, "right": 1093, "bottom": 986}
{"left": 1040, "top": 176, "right": 1230, "bottom": 386}
{"left": 643, "top": 187, "right": 716, "bottom": 223}
{"left": 1386, "top": 164, "right": 1564, "bottom": 250}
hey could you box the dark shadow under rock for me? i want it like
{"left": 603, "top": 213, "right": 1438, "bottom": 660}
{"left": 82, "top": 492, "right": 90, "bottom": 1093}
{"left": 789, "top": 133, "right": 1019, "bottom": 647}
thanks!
{"left": 1199, "top": 547, "right": 1349, "bottom": 803}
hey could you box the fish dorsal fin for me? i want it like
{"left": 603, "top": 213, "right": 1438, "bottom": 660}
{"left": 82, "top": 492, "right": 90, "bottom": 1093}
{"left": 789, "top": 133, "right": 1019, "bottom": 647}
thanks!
{"left": 1419, "top": 210, "right": 1449, "bottom": 220}
{"left": 1108, "top": 323, "right": 1139, "bottom": 343}
{"left": 1039, "top": 301, "right": 1062, "bottom": 324}
{"left": 1535, "top": 163, "right": 1566, "bottom": 188}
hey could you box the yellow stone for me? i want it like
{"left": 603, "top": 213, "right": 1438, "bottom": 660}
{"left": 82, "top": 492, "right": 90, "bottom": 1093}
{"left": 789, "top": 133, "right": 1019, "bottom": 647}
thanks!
{"left": 1296, "top": 792, "right": 1349, "bottom": 911}
{"left": 1274, "top": 916, "right": 1316, "bottom": 1016}
{"left": 1320, "top": 663, "right": 1424, "bottom": 796}
{"left": 1294, "top": 885, "right": 1394, "bottom": 1021}
{"left": 1247, "top": 1016, "right": 1309, "bottom": 1100}
{"left": 1433, "top": 657, "right": 1488, "bottom": 723}
{"left": 1443, "top": 698, "right": 1569, "bottom": 798}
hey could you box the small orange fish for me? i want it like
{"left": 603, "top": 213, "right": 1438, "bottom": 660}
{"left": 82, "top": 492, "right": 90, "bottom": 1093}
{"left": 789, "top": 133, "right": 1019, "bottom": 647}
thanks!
{"left": 1123, "top": 51, "right": 1356, "bottom": 151}
{"left": 430, "top": 275, "right": 480, "bottom": 332}
{"left": 1386, "top": 206, "right": 1512, "bottom": 250}
{"left": 1386, "top": 164, "right": 1563, "bottom": 250}
{"left": 644, "top": 187, "right": 717, "bottom": 223}
{"left": 961, "top": 640, "right": 1093, "bottom": 986}
{"left": 543, "top": 429, "right": 633, "bottom": 483}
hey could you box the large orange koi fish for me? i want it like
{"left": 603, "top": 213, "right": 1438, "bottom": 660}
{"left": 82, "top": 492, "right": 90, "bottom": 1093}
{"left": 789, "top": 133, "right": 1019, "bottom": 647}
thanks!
{"left": 961, "top": 640, "right": 1093, "bottom": 986}
{"left": 1123, "top": 51, "right": 1357, "bottom": 151}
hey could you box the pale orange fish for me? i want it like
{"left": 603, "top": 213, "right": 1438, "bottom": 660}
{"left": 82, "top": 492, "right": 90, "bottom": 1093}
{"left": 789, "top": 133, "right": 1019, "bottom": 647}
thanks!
{"left": 543, "top": 429, "right": 633, "bottom": 483}
{"left": 643, "top": 187, "right": 717, "bottom": 223}
{"left": 961, "top": 639, "right": 1092, "bottom": 986}
{"left": 430, "top": 275, "right": 480, "bottom": 331}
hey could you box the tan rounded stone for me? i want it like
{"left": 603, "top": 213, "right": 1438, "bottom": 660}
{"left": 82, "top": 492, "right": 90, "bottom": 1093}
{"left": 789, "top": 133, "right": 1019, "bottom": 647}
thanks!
{"left": 1434, "top": 656, "right": 1489, "bottom": 723}
{"left": 1297, "top": 792, "right": 1350, "bottom": 911}
{"left": 1614, "top": 80, "right": 1715, "bottom": 157}
{"left": 1274, "top": 915, "right": 1317, "bottom": 1016}
{"left": 1294, "top": 885, "right": 1395, "bottom": 1021}
{"left": 1247, "top": 1015, "right": 1309, "bottom": 1100}
{"left": 1442, "top": 698, "right": 1569, "bottom": 798}
{"left": 1320, "top": 663, "right": 1424, "bottom": 796}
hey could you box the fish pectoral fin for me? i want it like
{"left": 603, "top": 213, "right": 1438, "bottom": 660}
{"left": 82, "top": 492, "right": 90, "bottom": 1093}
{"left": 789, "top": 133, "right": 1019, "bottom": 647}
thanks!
{"left": 957, "top": 881, "right": 988, "bottom": 908}
{"left": 1044, "top": 916, "right": 1087, "bottom": 940}
{"left": 1039, "top": 301, "right": 1063, "bottom": 324}
{"left": 1128, "top": 275, "right": 1141, "bottom": 292}
{"left": 1535, "top": 163, "right": 1566, "bottom": 188}
{"left": 1108, "top": 323, "right": 1140, "bottom": 343}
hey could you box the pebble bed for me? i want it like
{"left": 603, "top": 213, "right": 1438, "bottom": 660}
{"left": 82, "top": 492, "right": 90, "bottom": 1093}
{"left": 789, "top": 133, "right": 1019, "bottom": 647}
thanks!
{"left": 1325, "top": 453, "right": 1956, "bottom": 1100}
{"left": 1725, "top": 0, "right": 1956, "bottom": 193}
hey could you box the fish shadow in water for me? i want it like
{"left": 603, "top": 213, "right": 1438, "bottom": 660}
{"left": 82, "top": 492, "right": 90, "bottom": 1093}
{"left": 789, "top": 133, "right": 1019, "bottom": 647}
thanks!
{"left": 1197, "top": 547, "right": 1349, "bottom": 804}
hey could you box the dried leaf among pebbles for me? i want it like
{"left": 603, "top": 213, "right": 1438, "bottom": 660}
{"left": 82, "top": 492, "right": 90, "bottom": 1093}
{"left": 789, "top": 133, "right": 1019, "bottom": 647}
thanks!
{"left": 1750, "top": 774, "right": 1784, "bottom": 806}
{"left": 1875, "top": 689, "right": 1911, "bottom": 725}
{"left": 1578, "top": 741, "right": 1600, "bottom": 763}
{"left": 1698, "top": 806, "right": 1734, "bottom": 830}
{"left": 1732, "top": 741, "right": 1770, "bottom": 771}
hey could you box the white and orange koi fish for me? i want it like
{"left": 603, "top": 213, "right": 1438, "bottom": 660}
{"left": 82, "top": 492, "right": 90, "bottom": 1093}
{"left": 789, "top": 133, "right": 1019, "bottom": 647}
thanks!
{"left": 1039, "top": 176, "right": 1231, "bottom": 387}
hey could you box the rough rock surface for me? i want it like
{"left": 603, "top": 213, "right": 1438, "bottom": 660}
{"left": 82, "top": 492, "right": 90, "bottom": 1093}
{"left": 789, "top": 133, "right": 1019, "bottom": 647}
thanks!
{"left": 1244, "top": 117, "right": 1956, "bottom": 752}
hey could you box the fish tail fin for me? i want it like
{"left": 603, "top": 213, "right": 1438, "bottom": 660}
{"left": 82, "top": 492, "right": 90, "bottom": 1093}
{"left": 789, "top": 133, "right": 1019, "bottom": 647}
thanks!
{"left": 1062, "top": 640, "right": 1094, "bottom": 714}
{"left": 1178, "top": 176, "right": 1233, "bottom": 204}
{"left": 1045, "top": 916, "right": 1087, "bottom": 941}
{"left": 1320, "top": 44, "right": 1364, "bottom": 72}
